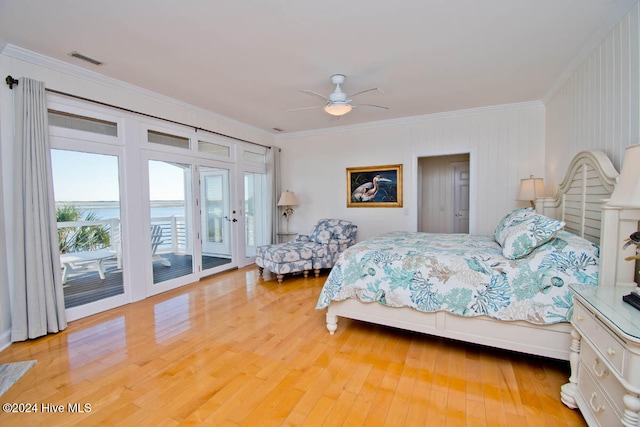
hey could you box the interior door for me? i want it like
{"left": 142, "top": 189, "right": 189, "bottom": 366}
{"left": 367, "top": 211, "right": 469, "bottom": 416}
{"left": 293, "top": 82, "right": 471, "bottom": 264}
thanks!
{"left": 453, "top": 162, "right": 470, "bottom": 233}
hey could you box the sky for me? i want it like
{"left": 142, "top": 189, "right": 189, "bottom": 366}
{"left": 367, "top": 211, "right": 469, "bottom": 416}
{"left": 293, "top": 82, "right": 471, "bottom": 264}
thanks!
{"left": 51, "top": 150, "right": 186, "bottom": 201}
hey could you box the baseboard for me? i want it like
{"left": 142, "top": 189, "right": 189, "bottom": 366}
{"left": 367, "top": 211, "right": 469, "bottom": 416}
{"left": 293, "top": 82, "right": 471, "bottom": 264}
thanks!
{"left": 0, "top": 328, "right": 11, "bottom": 352}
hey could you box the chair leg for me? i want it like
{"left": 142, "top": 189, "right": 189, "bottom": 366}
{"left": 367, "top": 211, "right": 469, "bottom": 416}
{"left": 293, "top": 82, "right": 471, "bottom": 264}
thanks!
{"left": 276, "top": 274, "right": 284, "bottom": 283}
{"left": 303, "top": 270, "right": 309, "bottom": 278}
{"left": 258, "top": 266, "right": 263, "bottom": 275}
{"left": 314, "top": 269, "right": 320, "bottom": 277}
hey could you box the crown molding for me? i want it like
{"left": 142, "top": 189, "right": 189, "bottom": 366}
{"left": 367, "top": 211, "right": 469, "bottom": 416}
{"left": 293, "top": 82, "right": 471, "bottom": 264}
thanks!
{"left": 1, "top": 44, "right": 273, "bottom": 141}
{"left": 276, "top": 100, "right": 544, "bottom": 140}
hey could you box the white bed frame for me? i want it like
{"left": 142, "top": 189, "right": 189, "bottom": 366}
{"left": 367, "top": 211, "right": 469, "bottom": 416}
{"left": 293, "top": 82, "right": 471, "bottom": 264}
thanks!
{"left": 325, "top": 150, "right": 620, "bottom": 361}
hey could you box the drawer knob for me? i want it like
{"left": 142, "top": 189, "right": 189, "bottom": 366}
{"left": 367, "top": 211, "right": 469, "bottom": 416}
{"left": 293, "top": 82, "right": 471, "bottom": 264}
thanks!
{"left": 575, "top": 315, "right": 584, "bottom": 321}
{"left": 592, "top": 358, "right": 609, "bottom": 378}
{"left": 606, "top": 348, "right": 616, "bottom": 357}
{"left": 589, "top": 392, "right": 606, "bottom": 413}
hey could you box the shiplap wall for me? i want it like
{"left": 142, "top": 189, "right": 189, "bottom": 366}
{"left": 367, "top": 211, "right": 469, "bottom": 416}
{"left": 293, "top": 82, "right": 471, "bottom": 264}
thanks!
{"left": 276, "top": 103, "right": 545, "bottom": 241}
{"left": 545, "top": 2, "right": 640, "bottom": 190}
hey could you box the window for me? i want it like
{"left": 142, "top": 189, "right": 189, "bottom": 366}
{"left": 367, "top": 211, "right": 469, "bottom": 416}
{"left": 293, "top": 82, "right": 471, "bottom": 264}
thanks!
{"left": 198, "top": 140, "right": 231, "bottom": 157}
{"left": 49, "top": 110, "right": 118, "bottom": 136}
{"left": 244, "top": 150, "right": 265, "bottom": 163}
{"left": 148, "top": 130, "right": 190, "bottom": 149}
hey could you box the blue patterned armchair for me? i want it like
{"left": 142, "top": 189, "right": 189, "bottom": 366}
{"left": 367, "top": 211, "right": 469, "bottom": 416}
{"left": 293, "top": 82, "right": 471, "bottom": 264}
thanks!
{"left": 256, "top": 218, "right": 357, "bottom": 283}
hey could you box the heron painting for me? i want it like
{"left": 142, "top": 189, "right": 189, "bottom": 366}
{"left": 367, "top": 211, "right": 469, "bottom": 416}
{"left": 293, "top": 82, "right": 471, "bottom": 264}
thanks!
{"left": 346, "top": 164, "right": 403, "bottom": 208}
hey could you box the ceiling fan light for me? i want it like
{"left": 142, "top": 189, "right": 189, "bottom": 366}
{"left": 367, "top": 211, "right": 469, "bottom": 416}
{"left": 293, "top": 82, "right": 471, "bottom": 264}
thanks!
{"left": 324, "top": 102, "right": 352, "bottom": 116}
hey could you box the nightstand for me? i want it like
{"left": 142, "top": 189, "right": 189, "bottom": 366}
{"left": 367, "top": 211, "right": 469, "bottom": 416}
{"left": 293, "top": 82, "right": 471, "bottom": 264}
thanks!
{"left": 276, "top": 232, "right": 297, "bottom": 243}
{"left": 562, "top": 284, "right": 640, "bottom": 427}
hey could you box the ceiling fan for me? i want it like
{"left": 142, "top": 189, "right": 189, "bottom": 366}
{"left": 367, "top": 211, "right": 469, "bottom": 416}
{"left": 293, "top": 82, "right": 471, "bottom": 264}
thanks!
{"left": 287, "top": 74, "right": 388, "bottom": 117}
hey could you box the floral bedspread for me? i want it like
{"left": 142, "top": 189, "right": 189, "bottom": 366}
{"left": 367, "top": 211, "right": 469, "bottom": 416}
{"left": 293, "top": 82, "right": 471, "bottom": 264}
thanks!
{"left": 316, "top": 231, "right": 599, "bottom": 324}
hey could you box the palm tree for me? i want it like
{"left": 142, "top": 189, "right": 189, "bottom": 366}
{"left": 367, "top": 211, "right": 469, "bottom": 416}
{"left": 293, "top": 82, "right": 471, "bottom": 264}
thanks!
{"left": 56, "top": 205, "right": 111, "bottom": 253}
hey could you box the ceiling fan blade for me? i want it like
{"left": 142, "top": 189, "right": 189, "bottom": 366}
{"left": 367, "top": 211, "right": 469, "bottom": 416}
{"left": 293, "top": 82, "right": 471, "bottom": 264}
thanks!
{"left": 286, "top": 105, "right": 323, "bottom": 112}
{"left": 356, "top": 103, "right": 389, "bottom": 110}
{"left": 300, "top": 89, "right": 330, "bottom": 101}
{"left": 350, "top": 87, "right": 385, "bottom": 98}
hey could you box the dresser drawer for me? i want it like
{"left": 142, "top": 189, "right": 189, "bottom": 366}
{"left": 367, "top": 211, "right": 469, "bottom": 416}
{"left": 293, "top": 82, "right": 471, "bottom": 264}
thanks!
{"left": 579, "top": 341, "right": 625, "bottom": 419}
{"left": 577, "top": 365, "right": 620, "bottom": 427}
{"left": 573, "top": 303, "right": 626, "bottom": 375}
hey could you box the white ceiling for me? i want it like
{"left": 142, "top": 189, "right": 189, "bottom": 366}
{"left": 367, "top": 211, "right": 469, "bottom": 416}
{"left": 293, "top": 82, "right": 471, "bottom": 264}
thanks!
{"left": 0, "top": 0, "right": 636, "bottom": 134}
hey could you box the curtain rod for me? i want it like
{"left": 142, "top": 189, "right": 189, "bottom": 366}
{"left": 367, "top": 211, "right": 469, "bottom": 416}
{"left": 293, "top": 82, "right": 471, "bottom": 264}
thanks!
{"left": 4, "top": 75, "right": 271, "bottom": 149}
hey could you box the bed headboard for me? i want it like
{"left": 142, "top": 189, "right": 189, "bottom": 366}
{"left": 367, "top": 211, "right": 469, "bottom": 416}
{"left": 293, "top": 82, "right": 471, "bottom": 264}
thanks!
{"left": 537, "top": 150, "right": 618, "bottom": 245}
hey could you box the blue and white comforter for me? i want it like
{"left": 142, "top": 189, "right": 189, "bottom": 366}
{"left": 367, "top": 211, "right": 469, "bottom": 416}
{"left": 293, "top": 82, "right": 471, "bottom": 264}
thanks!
{"left": 316, "top": 231, "right": 599, "bottom": 325}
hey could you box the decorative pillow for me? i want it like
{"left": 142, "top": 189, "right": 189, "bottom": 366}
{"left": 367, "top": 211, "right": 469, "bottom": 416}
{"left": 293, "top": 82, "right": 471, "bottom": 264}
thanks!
{"left": 494, "top": 208, "right": 535, "bottom": 245}
{"left": 500, "top": 214, "right": 565, "bottom": 259}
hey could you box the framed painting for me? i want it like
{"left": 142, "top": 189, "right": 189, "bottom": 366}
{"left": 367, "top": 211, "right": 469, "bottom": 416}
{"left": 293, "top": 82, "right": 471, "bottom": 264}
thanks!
{"left": 347, "top": 164, "right": 403, "bottom": 208}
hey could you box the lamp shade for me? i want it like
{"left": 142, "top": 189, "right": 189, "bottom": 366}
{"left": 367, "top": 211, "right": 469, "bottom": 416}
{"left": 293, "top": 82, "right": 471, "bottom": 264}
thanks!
{"left": 324, "top": 102, "right": 352, "bottom": 116}
{"left": 277, "top": 190, "right": 299, "bottom": 206}
{"left": 608, "top": 144, "right": 640, "bottom": 207}
{"left": 517, "top": 175, "right": 545, "bottom": 201}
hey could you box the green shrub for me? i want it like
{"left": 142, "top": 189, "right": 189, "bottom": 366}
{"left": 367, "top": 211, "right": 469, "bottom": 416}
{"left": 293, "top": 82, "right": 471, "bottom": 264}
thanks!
{"left": 56, "top": 205, "right": 111, "bottom": 254}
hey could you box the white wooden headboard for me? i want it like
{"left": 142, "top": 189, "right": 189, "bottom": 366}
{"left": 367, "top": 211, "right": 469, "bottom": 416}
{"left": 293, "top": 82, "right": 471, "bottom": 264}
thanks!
{"left": 537, "top": 150, "right": 619, "bottom": 244}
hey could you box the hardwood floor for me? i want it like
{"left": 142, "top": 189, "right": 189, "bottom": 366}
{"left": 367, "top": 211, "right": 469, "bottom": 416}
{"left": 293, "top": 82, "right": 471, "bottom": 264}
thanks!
{"left": 0, "top": 266, "right": 587, "bottom": 426}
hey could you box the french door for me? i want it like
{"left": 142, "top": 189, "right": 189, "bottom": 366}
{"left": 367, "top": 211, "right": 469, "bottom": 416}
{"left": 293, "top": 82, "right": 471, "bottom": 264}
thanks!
{"left": 200, "top": 168, "right": 232, "bottom": 257}
{"left": 145, "top": 153, "right": 238, "bottom": 295}
{"left": 44, "top": 94, "right": 270, "bottom": 322}
{"left": 50, "top": 142, "right": 129, "bottom": 321}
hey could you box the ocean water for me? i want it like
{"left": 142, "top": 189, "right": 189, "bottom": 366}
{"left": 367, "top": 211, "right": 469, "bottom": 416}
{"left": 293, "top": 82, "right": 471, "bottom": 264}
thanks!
{"left": 57, "top": 202, "right": 186, "bottom": 220}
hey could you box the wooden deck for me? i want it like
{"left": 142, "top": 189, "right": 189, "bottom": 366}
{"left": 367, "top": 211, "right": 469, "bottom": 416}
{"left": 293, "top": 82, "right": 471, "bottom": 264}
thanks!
{"left": 63, "top": 254, "right": 231, "bottom": 308}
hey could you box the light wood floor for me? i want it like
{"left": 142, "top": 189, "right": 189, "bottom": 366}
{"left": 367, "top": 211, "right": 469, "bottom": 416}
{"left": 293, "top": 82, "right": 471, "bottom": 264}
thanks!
{"left": 0, "top": 266, "right": 587, "bottom": 426}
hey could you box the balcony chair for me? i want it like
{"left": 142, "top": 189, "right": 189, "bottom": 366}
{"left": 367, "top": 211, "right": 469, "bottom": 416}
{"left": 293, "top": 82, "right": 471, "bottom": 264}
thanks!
{"left": 151, "top": 224, "right": 171, "bottom": 267}
{"left": 256, "top": 218, "right": 357, "bottom": 283}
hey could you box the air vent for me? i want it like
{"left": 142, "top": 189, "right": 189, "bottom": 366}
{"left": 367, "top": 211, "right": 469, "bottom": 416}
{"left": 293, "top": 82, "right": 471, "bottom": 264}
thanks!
{"left": 69, "top": 51, "right": 103, "bottom": 66}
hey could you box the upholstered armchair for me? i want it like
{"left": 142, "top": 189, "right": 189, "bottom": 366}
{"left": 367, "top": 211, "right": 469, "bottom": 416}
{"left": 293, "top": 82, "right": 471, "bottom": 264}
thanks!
{"left": 256, "top": 218, "right": 357, "bottom": 283}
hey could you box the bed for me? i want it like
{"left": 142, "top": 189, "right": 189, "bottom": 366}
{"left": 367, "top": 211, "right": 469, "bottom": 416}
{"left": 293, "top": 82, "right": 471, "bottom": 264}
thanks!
{"left": 316, "top": 150, "right": 620, "bottom": 361}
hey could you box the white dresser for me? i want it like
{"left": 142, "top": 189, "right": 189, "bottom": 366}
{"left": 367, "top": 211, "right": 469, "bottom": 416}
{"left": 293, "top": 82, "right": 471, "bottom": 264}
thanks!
{"left": 562, "top": 284, "right": 640, "bottom": 426}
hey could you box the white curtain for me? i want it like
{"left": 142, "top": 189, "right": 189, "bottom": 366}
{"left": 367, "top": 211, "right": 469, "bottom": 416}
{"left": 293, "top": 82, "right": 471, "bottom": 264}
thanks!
{"left": 266, "top": 146, "right": 282, "bottom": 243}
{"left": 11, "top": 78, "right": 67, "bottom": 341}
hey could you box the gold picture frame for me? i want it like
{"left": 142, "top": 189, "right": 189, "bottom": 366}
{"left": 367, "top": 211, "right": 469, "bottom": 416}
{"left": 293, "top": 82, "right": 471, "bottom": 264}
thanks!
{"left": 347, "top": 164, "right": 403, "bottom": 208}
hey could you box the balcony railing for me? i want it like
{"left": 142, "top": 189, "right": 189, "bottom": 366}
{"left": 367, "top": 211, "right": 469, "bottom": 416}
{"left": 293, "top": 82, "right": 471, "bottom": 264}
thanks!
{"left": 57, "top": 216, "right": 188, "bottom": 260}
{"left": 57, "top": 213, "right": 260, "bottom": 261}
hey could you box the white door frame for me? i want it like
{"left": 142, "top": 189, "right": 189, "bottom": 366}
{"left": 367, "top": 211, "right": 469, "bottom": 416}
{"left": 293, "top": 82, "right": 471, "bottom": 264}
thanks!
{"left": 413, "top": 148, "right": 477, "bottom": 234}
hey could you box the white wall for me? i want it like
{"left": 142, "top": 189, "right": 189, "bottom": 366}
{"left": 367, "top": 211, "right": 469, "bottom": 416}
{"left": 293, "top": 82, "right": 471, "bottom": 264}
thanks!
{"left": 276, "top": 102, "right": 545, "bottom": 241}
{"left": 545, "top": 2, "right": 640, "bottom": 188}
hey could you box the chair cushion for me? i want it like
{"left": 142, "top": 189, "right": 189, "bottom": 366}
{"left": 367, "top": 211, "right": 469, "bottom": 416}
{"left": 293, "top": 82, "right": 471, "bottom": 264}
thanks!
{"left": 309, "top": 219, "right": 354, "bottom": 244}
{"left": 256, "top": 241, "right": 318, "bottom": 263}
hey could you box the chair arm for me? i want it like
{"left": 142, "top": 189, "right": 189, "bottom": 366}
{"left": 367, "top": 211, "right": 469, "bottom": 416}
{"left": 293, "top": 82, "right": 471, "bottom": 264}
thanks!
{"left": 295, "top": 234, "right": 310, "bottom": 242}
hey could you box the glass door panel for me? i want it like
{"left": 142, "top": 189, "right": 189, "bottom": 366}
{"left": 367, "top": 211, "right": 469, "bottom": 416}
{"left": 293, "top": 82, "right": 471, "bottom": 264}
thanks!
{"left": 51, "top": 149, "right": 124, "bottom": 309}
{"left": 244, "top": 172, "right": 268, "bottom": 260}
{"left": 148, "top": 160, "right": 194, "bottom": 284}
{"left": 200, "top": 167, "right": 233, "bottom": 272}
